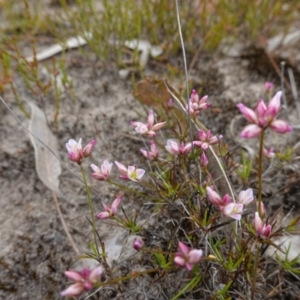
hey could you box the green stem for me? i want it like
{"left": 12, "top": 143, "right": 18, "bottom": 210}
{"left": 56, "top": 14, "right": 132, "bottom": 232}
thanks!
{"left": 257, "top": 130, "right": 265, "bottom": 217}
{"left": 80, "top": 165, "right": 98, "bottom": 254}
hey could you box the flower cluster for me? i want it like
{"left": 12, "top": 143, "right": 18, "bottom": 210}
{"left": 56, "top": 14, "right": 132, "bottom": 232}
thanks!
{"left": 61, "top": 265, "right": 103, "bottom": 297}
{"left": 237, "top": 91, "right": 292, "bottom": 138}
{"left": 207, "top": 187, "right": 254, "bottom": 220}
{"left": 186, "top": 89, "right": 210, "bottom": 117}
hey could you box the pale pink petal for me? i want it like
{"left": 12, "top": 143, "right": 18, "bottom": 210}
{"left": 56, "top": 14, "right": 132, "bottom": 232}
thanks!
{"left": 83, "top": 140, "right": 96, "bottom": 158}
{"left": 207, "top": 186, "right": 224, "bottom": 206}
{"left": 183, "top": 142, "right": 192, "bottom": 154}
{"left": 88, "top": 265, "right": 103, "bottom": 283}
{"left": 174, "top": 256, "right": 186, "bottom": 267}
{"left": 115, "top": 161, "right": 128, "bottom": 175}
{"left": 96, "top": 211, "right": 110, "bottom": 219}
{"left": 240, "top": 124, "right": 262, "bottom": 138}
{"left": 270, "top": 119, "right": 292, "bottom": 134}
{"left": 152, "top": 121, "right": 166, "bottom": 131}
{"left": 223, "top": 203, "right": 243, "bottom": 220}
{"left": 266, "top": 91, "right": 282, "bottom": 118}
{"left": 237, "top": 104, "right": 258, "bottom": 123}
{"left": 192, "top": 141, "right": 203, "bottom": 148}
{"left": 90, "top": 164, "right": 101, "bottom": 173}
{"left": 66, "top": 139, "right": 78, "bottom": 153}
{"left": 166, "top": 140, "right": 180, "bottom": 155}
{"left": 135, "top": 168, "right": 145, "bottom": 180}
{"left": 208, "top": 136, "right": 218, "bottom": 144}
{"left": 199, "top": 95, "right": 208, "bottom": 104}
{"left": 255, "top": 99, "right": 267, "bottom": 120}
{"left": 263, "top": 147, "right": 275, "bottom": 159}
{"left": 178, "top": 242, "right": 190, "bottom": 256}
{"left": 61, "top": 283, "right": 84, "bottom": 297}
{"left": 111, "top": 195, "right": 122, "bottom": 213}
{"left": 147, "top": 110, "right": 155, "bottom": 129}
{"left": 200, "top": 152, "right": 208, "bottom": 166}
{"left": 253, "top": 212, "right": 263, "bottom": 235}
{"left": 64, "top": 271, "right": 83, "bottom": 282}
{"left": 150, "top": 141, "right": 159, "bottom": 157}
{"left": 256, "top": 201, "right": 266, "bottom": 218}
{"left": 238, "top": 189, "right": 254, "bottom": 206}
{"left": 188, "top": 249, "right": 203, "bottom": 264}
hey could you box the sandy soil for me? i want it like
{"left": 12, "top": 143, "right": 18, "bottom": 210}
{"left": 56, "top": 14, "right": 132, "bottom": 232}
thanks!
{"left": 1, "top": 39, "right": 300, "bottom": 299}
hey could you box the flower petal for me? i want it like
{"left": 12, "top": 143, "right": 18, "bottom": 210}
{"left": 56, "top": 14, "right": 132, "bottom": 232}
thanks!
{"left": 237, "top": 104, "right": 258, "bottom": 123}
{"left": 88, "top": 265, "right": 104, "bottom": 283}
{"left": 270, "top": 119, "right": 292, "bottom": 134}
{"left": 240, "top": 124, "right": 262, "bottom": 138}
{"left": 64, "top": 271, "right": 83, "bottom": 283}
{"left": 61, "top": 283, "right": 84, "bottom": 297}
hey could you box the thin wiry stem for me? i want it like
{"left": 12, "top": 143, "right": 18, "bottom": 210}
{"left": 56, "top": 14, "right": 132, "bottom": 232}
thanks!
{"left": 80, "top": 165, "right": 99, "bottom": 255}
{"left": 257, "top": 130, "right": 265, "bottom": 217}
{"left": 175, "top": 0, "right": 192, "bottom": 142}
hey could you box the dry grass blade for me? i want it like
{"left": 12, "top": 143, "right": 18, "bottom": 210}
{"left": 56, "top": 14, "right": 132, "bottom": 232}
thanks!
{"left": 28, "top": 102, "right": 61, "bottom": 195}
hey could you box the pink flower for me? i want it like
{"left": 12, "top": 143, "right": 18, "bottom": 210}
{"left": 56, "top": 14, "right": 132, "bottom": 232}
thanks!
{"left": 238, "top": 188, "right": 254, "bottom": 206}
{"left": 206, "top": 186, "right": 231, "bottom": 207}
{"left": 96, "top": 195, "right": 122, "bottom": 219}
{"left": 207, "top": 187, "right": 245, "bottom": 220}
{"left": 193, "top": 130, "right": 220, "bottom": 150}
{"left": 131, "top": 110, "right": 166, "bottom": 138}
{"left": 91, "top": 159, "right": 113, "bottom": 181}
{"left": 115, "top": 161, "right": 145, "bottom": 182}
{"left": 167, "top": 98, "right": 174, "bottom": 108}
{"left": 66, "top": 138, "right": 96, "bottom": 165}
{"left": 165, "top": 140, "right": 192, "bottom": 156}
{"left": 174, "top": 242, "right": 203, "bottom": 271}
{"left": 186, "top": 90, "right": 210, "bottom": 117}
{"left": 61, "top": 265, "right": 103, "bottom": 297}
{"left": 200, "top": 151, "right": 209, "bottom": 167}
{"left": 263, "top": 147, "right": 275, "bottom": 159}
{"left": 237, "top": 91, "right": 292, "bottom": 138}
{"left": 133, "top": 237, "right": 144, "bottom": 251}
{"left": 264, "top": 82, "right": 274, "bottom": 92}
{"left": 140, "top": 141, "right": 159, "bottom": 160}
{"left": 253, "top": 212, "right": 272, "bottom": 237}
{"left": 256, "top": 201, "right": 266, "bottom": 218}
{"left": 222, "top": 203, "right": 244, "bottom": 220}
